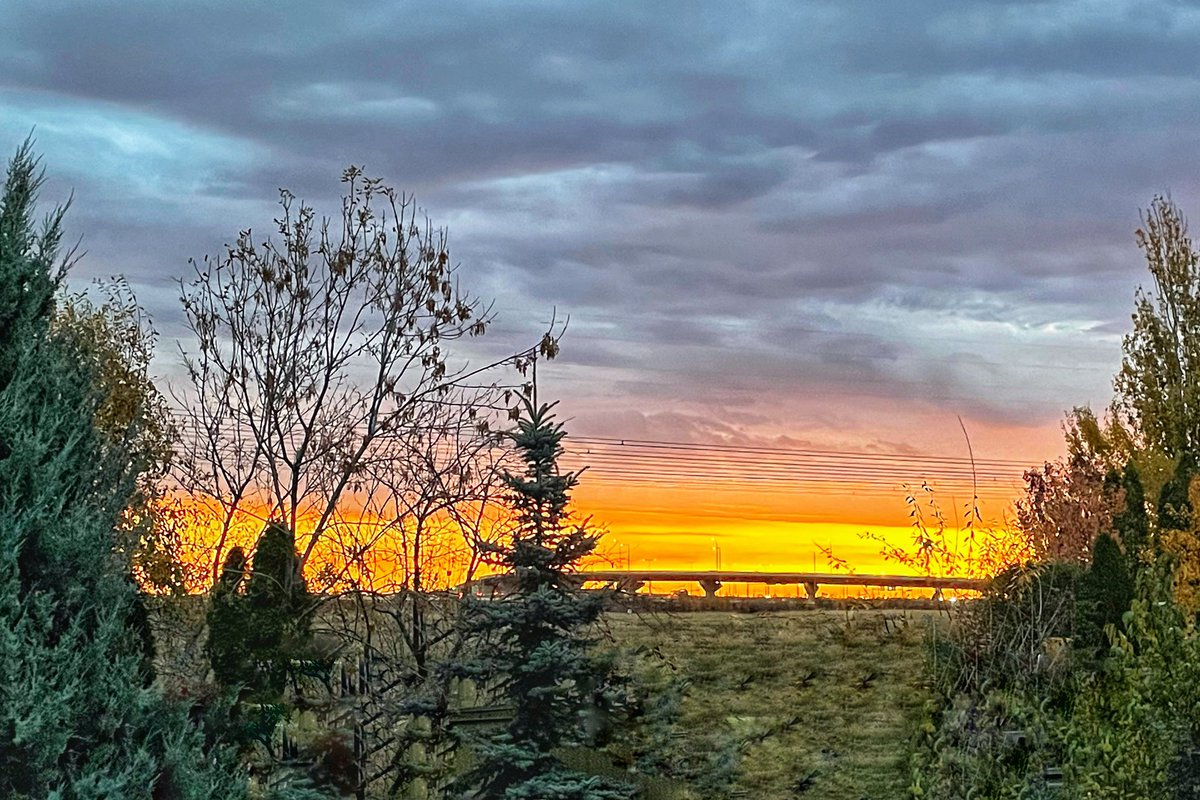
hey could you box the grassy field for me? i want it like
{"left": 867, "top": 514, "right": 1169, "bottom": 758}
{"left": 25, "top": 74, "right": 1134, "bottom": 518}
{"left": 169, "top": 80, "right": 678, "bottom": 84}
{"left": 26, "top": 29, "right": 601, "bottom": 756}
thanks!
{"left": 606, "top": 608, "right": 939, "bottom": 800}
{"left": 151, "top": 598, "right": 938, "bottom": 798}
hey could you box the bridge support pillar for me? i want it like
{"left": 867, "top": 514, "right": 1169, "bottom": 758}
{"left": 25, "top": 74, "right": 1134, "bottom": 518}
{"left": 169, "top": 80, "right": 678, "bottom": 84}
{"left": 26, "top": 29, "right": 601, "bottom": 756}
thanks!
{"left": 699, "top": 579, "right": 722, "bottom": 598}
{"left": 804, "top": 581, "right": 819, "bottom": 602}
{"left": 616, "top": 578, "right": 645, "bottom": 594}
{"left": 931, "top": 587, "right": 944, "bottom": 602}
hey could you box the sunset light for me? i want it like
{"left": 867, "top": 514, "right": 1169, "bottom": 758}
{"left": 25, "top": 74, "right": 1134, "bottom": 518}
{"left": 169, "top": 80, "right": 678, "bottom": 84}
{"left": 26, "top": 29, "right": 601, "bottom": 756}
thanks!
{"left": 7, "top": 3, "right": 1199, "bottom": 797}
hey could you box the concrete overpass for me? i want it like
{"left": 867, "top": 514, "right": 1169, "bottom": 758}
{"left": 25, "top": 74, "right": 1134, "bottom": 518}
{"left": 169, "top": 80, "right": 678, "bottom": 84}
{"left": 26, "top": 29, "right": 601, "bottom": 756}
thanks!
{"left": 467, "top": 570, "right": 987, "bottom": 601}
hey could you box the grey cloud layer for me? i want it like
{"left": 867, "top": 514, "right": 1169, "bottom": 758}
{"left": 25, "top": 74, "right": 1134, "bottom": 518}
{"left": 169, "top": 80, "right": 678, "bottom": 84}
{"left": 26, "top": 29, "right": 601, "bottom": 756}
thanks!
{"left": 0, "top": 0, "right": 1185, "bottom": 449}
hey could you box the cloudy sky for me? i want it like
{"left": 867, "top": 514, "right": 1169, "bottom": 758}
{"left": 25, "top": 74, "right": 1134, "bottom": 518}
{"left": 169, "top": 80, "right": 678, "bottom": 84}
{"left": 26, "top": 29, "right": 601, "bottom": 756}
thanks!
{"left": 4, "top": 1, "right": 1197, "bottom": 564}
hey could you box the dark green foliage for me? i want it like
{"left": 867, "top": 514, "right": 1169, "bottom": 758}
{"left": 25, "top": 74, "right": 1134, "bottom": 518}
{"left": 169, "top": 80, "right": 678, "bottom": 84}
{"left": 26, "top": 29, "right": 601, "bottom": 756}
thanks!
{"left": 218, "top": 545, "right": 248, "bottom": 592}
{"left": 206, "top": 524, "right": 318, "bottom": 704}
{"left": 204, "top": 522, "right": 325, "bottom": 776}
{"left": 1112, "top": 460, "right": 1151, "bottom": 558}
{"left": 1159, "top": 452, "right": 1196, "bottom": 532}
{"left": 1170, "top": 747, "right": 1200, "bottom": 800}
{"left": 1076, "top": 533, "right": 1134, "bottom": 653}
{"left": 1066, "top": 556, "right": 1200, "bottom": 797}
{"left": 246, "top": 522, "right": 315, "bottom": 702}
{"left": 0, "top": 142, "right": 245, "bottom": 796}
{"left": 249, "top": 523, "right": 308, "bottom": 606}
{"left": 455, "top": 396, "right": 637, "bottom": 800}
{"left": 206, "top": 547, "right": 250, "bottom": 690}
{"left": 128, "top": 588, "right": 158, "bottom": 687}
{"left": 0, "top": 140, "right": 63, "bottom": 394}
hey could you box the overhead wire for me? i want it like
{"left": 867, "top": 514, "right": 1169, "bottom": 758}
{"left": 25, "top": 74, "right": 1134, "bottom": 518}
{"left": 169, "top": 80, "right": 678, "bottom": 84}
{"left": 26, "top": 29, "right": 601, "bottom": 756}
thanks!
{"left": 171, "top": 411, "right": 1037, "bottom": 500}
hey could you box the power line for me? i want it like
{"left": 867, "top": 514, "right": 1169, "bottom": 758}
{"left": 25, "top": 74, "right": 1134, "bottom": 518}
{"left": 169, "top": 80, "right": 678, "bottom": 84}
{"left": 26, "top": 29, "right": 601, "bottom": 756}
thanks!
{"left": 170, "top": 410, "right": 1039, "bottom": 500}
{"left": 562, "top": 455, "right": 1018, "bottom": 488}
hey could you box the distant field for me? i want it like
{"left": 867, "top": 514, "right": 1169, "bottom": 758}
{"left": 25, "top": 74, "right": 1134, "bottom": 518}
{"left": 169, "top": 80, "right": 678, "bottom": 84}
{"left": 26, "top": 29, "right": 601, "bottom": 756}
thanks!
{"left": 606, "top": 609, "right": 939, "bottom": 800}
{"left": 151, "top": 599, "right": 937, "bottom": 799}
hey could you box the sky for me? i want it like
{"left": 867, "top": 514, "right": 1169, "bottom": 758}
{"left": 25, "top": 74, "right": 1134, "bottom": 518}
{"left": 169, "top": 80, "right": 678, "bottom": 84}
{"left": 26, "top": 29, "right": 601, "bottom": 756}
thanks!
{"left": 3, "top": 0, "right": 1197, "bottom": 575}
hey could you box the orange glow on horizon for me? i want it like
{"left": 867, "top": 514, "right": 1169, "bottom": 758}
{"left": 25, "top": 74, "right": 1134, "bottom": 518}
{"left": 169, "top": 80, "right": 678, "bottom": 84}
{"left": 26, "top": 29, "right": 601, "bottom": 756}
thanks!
{"left": 575, "top": 481, "right": 1028, "bottom": 579}
{"left": 167, "top": 470, "right": 1029, "bottom": 593}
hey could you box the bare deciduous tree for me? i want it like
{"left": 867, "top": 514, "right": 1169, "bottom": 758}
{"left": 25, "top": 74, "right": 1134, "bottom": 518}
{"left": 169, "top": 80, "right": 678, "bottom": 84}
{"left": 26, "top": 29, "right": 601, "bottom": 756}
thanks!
{"left": 173, "top": 166, "right": 555, "bottom": 588}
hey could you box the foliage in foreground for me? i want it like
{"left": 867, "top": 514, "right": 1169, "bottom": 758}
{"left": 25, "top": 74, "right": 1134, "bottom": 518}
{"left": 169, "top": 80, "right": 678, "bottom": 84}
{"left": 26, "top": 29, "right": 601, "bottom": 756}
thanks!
{"left": 911, "top": 553, "right": 1200, "bottom": 800}
{"left": 0, "top": 142, "right": 246, "bottom": 796}
{"left": 910, "top": 194, "right": 1200, "bottom": 799}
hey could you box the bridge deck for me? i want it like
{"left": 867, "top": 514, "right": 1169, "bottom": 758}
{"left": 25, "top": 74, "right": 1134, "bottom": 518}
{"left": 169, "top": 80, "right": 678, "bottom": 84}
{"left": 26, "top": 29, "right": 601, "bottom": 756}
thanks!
{"left": 573, "top": 570, "right": 985, "bottom": 590}
{"left": 469, "top": 570, "right": 987, "bottom": 599}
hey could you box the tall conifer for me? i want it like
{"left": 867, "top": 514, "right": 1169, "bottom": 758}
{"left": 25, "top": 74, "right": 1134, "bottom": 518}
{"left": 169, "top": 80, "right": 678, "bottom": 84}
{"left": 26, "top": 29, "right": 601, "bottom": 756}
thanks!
{"left": 0, "top": 141, "right": 245, "bottom": 797}
{"left": 1113, "top": 460, "right": 1150, "bottom": 558}
{"left": 455, "top": 394, "right": 635, "bottom": 799}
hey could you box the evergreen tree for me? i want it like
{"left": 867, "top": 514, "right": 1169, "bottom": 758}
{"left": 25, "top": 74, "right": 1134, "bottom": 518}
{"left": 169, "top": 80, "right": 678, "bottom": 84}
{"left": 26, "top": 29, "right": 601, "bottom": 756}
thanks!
{"left": 1113, "top": 460, "right": 1151, "bottom": 559}
{"left": 1159, "top": 452, "right": 1196, "bottom": 532}
{"left": 205, "top": 522, "right": 322, "bottom": 766}
{"left": 0, "top": 142, "right": 246, "bottom": 795}
{"left": 206, "top": 546, "right": 250, "bottom": 691}
{"left": 244, "top": 521, "right": 315, "bottom": 703}
{"left": 207, "top": 527, "right": 312, "bottom": 694}
{"left": 1076, "top": 532, "right": 1135, "bottom": 653}
{"left": 455, "top": 395, "right": 636, "bottom": 800}
{"left": 0, "top": 141, "right": 60, "bottom": 396}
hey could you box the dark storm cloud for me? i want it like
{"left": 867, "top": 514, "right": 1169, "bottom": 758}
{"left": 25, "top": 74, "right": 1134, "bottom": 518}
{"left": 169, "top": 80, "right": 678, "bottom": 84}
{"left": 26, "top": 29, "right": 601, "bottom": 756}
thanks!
{"left": 0, "top": 0, "right": 1190, "bottom": 447}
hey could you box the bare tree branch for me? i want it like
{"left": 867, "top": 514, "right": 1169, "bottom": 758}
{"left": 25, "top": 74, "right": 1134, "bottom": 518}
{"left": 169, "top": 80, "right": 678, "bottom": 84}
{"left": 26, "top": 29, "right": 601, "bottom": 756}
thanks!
{"left": 171, "top": 167, "right": 558, "bottom": 589}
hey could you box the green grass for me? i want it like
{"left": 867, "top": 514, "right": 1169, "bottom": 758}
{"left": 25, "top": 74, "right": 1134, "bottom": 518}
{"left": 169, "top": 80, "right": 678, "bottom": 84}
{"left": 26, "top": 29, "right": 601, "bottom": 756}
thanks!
{"left": 150, "top": 597, "right": 938, "bottom": 799}
{"left": 606, "top": 608, "right": 940, "bottom": 800}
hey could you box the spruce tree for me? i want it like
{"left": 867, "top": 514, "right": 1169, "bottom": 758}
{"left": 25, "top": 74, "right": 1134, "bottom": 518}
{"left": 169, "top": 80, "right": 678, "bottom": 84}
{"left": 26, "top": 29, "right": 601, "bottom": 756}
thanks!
{"left": 0, "top": 141, "right": 245, "bottom": 797}
{"left": 455, "top": 395, "right": 636, "bottom": 800}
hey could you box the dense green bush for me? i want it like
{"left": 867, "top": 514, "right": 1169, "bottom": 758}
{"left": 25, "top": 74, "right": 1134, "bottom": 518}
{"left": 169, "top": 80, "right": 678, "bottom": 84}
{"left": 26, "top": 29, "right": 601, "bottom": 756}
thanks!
{"left": 1075, "top": 532, "right": 1133, "bottom": 655}
{"left": 1066, "top": 557, "right": 1200, "bottom": 798}
{"left": 911, "top": 551, "right": 1200, "bottom": 799}
{"left": 910, "top": 562, "right": 1083, "bottom": 798}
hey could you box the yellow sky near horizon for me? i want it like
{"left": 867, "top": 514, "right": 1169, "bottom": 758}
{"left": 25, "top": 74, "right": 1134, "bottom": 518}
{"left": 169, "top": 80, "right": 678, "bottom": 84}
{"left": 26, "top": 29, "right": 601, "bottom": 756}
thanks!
{"left": 172, "top": 421, "right": 1046, "bottom": 591}
{"left": 575, "top": 480, "right": 1028, "bottom": 578}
